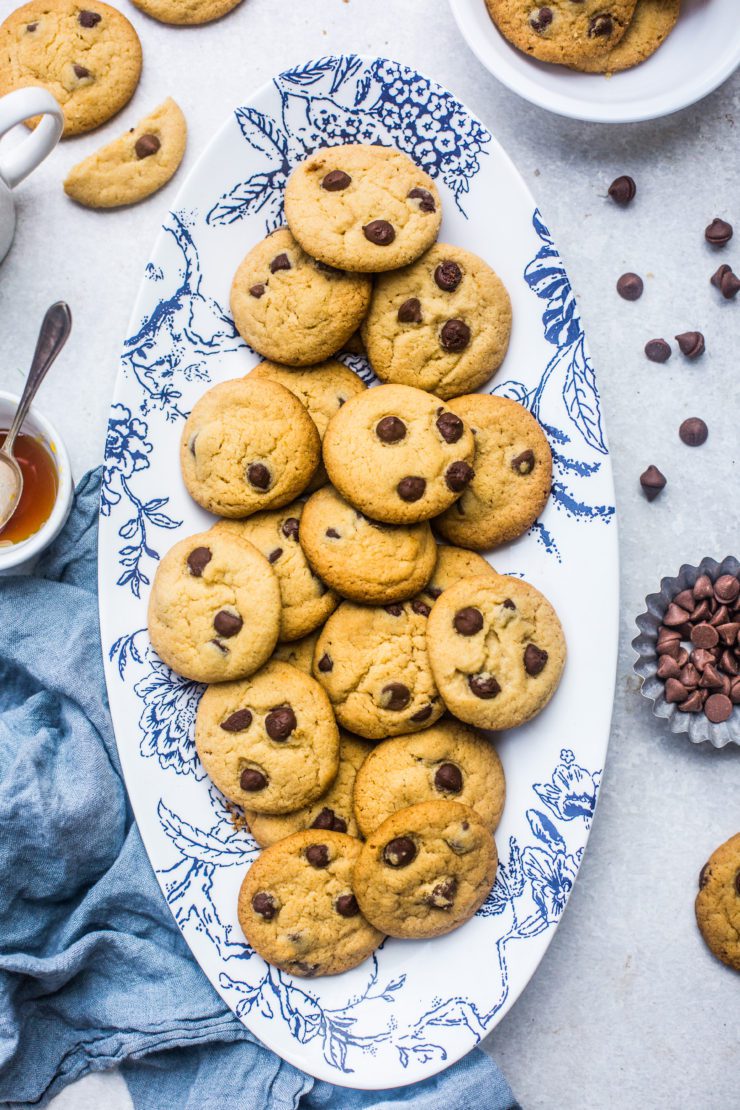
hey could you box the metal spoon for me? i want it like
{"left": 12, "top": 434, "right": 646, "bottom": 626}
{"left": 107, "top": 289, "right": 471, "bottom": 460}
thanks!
{"left": 0, "top": 302, "right": 72, "bottom": 530}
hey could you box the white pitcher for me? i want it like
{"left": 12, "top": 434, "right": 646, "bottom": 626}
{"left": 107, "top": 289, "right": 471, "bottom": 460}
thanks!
{"left": 0, "top": 87, "right": 64, "bottom": 262}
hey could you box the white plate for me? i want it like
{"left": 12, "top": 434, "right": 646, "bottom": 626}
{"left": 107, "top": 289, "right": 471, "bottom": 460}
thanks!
{"left": 449, "top": 0, "right": 740, "bottom": 123}
{"left": 98, "top": 56, "right": 618, "bottom": 1089}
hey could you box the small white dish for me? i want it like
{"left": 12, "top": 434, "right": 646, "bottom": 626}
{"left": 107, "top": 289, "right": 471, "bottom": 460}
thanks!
{"left": 448, "top": 0, "right": 740, "bottom": 123}
{"left": 0, "top": 390, "right": 73, "bottom": 574}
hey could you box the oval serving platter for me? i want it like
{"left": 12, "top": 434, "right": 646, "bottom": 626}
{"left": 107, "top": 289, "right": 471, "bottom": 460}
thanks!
{"left": 98, "top": 55, "right": 618, "bottom": 1089}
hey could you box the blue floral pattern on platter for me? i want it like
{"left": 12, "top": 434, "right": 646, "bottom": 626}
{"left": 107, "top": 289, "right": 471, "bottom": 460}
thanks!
{"left": 99, "top": 55, "right": 617, "bottom": 1087}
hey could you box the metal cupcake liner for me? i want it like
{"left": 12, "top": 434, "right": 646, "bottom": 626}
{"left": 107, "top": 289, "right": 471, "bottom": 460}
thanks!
{"left": 632, "top": 555, "right": 740, "bottom": 749}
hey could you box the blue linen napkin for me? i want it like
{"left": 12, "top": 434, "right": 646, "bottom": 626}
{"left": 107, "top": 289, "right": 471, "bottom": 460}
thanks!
{"left": 0, "top": 469, "right": 519, "bottom": 1110}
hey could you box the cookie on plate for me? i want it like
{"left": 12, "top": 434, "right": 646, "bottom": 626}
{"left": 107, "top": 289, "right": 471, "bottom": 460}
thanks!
{"left": 213, "top": 502, "right": 339, "bottom": 642}
{"left": 130, "top": 0, "right": 243, "bottom": 24}
{"left": 64, "top": 97, "right": 186, "bottom": 208}
{"left": 695, "top": 833, "right": 740, "bottom": 971}
{"left": 361, "top": 244, "right": 512, "bottom": 400}
{"left": 485, "top": 0, "right": 636, "bottom": 67}
{"left": 435, "top": 394, "right": 552, "bottom": 551}
{"left": 0, "top": 0, "right": 142, "bottom": 137}
{"left": 195, "top": 660, "right": 339, "bottom": 814}
{"left": 148, "top": 529, "right": 280, "bottom": 684}
{"left": 300, "top": 485, "right": 437, "bottom": 604}
{"left": 272, "top": 630, "right": 320, "bottom": 674}
{"left": 284, "top": 144, "right": 442, "bottom": 273}
{"left": 571, "top": 0, "right": 679, "bottom": 73}
{"left": 313, "top": 599, "right": 444, "bottom": 740}
{"left": 238, "top": 830, "right": 384, "bottom": 977}
{"left": 230, "top": 228, "right": 372, "bottom": 367}
{"left": 246, "top": 732, "right": 373, "bottom": 848}
{"left": 323, "top": 384, "right": 476, "bottom": 524}
{"left": 180, "top": 378, "right": 320, "bottom": 517}
{"left": 353, "top": 800, "right": 498, "bottom": 939}
{"left": 245, "top": 359, "right": 367, "bottom": 493}
{"left": 353, "top": 718, "right": 505, "bottom": 838}
{"left": 418, "top": 545, "right": 497, "bottom": 606}
{"left": 427, "top": 574, "right": 566, "bottom": 730}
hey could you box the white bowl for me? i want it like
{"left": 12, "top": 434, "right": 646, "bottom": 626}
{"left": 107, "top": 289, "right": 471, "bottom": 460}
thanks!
{"left": 0, "top": 390, "right": 73, "bottom": 574}
{"left": 448, "top": 0, "right": 740, "bottom": 123}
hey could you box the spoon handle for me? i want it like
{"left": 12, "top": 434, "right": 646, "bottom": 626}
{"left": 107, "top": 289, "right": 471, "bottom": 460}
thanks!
{"left": 4, "top": 302, "right": 72, "bottom": 456}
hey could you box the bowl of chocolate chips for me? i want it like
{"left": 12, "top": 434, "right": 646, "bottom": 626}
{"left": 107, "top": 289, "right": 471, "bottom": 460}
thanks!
{"left": 634, "top": 557, "right": 740, "bottom": 748}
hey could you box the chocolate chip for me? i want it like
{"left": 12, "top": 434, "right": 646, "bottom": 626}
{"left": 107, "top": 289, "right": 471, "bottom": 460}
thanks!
{"left": 213, "top": 610, "right": 243, "bottom": 637}
{"left": 468, "top": 673, "right": 501, "bottom": 699}
{"left": 311, "top": 807, "right": 347, "bottom": 833}
{"left": 270, "top": 253, "right": 291, "bottom": 273}
{"left": 711, "top": 265, "right": 740, "bottom": 300}
{"left": 424, "top": 876, "right": 458, "bottom": 909}
{"left": 434, "top": 261, "right": 463, "bottom": 292}
{"left": 664, "top": 678, "right": 689, "bottom": 703}
{"left": 317, "top": 653, "right": 333, "bottom": 672}
{"left": 322, "top": 169, "right": 351, "bottom": 191}
{"left": 690, "top": 599, "right": 712, "bottom": 624}
{"left": 363, "top": 220, "right": 395, "bottom": 245}
{"left": 678, "top": 690, "right": 703, "bottom": 713}
{"left": 608, "top": 175, "right": 636, "bottom": 205}
{"left": 252, "top": 891, "right": 277, "bottom": 919}
{"left": 268, "top": 547, "right": 283, "bottom": 564}
{"left": 656, "top": 655, "right": 681, "bottom": 680}
{"left": 663, "top": 602, "right": 691, "bottom": 627}
{"left": 589, "top": 14, "right": 613, "bottom": 36}
{"left": 732, "top": 679, "right": 740, "bottom": 705}
{"left": 715, "top": 575, "right": 740, "bottom": 604}
{"left": 247, "top": 462, "right": 271, "bottom": 489}
{"left": 639, "top": 465, "right": 666, "bottom": 501}
{"left": 699, "top": 862, "right": 710, "bottom": 888}
{"left": 281, "top": 517, "right": 299, "bottom": 540}
{"left": 735, "top": 871, "right": 740, "bottom": 896}
{"left": 397, "top": 476, "right": 426, "bottom": 502}
{"left": 691, "top": 622, "right": 719, "bottom": 649}
{"left": 384, "top": 604, "right": 404, "bottom": 616}
{"left": 26, "top": 22, "right": 38, "bottom": 31}
{"left": 423, "top": 584, "right": 442, "bottom": 601}
{"left": 305, "top": 844, "right": 329, "bottom": 869}
{"left": 704, "top": 693, "right": 733, "bottom": 723}
{"left": 453, "top": 607, "right": 483, "bottom": 636}
{"left": 73, "top": 64, "right": 91, "bottom": 79}
{"left": 220, "top": 709, "right": 253, "bottom": 732}
{"left": 315, "top": 260, "right": 345, "bottom": 276}
{"left": 681, "top": 662, "right": 701, "bottom": 688}
{"left": 410, "top": 704, "right": 433, "bottom": 723}
{"left": 240, "top": 767, "right": 267, "bottom": 791}
{"left": 445, "top": 461, "right": 474, "bottom": 492}
{"left": 645, "top": 339, "right": 671, "bottom": 363}
{"left": 291, "top": 960, "right": 319, "bottom": 976}
{"left": 210, "top": 639, "right": 229, "bottom": 654}
{"left": 407, "top": 187, "right": 436, "bottom": 212}
{"left": 78, "top": 10, "right": 102, "bottom": 27}
{"left": 411, "top": 599, "right": 431, "bottom": 617}
{"left": 693, "top": 575, "right": 715, "bottom": 600}
{"left": 503, "top": 598, "right": 516, "bottom": 610}
{"left": 249, "top": 283, "right": 265, "bottom": 298}
{"left": 524, "top": 644, "right": 549, "bottom": 676}
{"left": 530, "top": 6, "right": 553, "bottom": 31}
{"left": 436, "top": 411, "right": 464, "bottom": 443}
{"left": 383, "top": 836, "right": 416, "bottom": 867}
{"left": 699, "top": 663, "right": 723, "bottom": 689}
{"left": 617, "top": 272, "right": 643, "bottom": 301}
{"left": 691, "top": 648, "right": 717, "bottom": 671}
{"left": 679, "top": 418, "right": 708, "bottom": 446}
{"left": 434, "top": 762, "right": 463, "bottom": 793}
{"left": 397, "top": 298, "right": 422, "bottom": 324}
{"left": 376, "top": 415, "right": 406, "bottom": 443}
{"left": 675, "top": 332, "right": 705, "bottom": 359}
{"left": 511, "top": 449, "right": 535, "bottom": 475}
{"left": 380, "top": 682, "right": 411, "bottom": 711}
{"left": 187, "top": 546, "right": 212, "bottom": 577}
{"left": 265, "top": 705, "right": 296, "bottom": 741}
{"left": 135, "top": 133, "right": 160, "bottom": 160}
{"left": 335, "top": 893, "right": 359, "bottom": 917}
{"left": 718, "top": 623, "right": 740, "bottom": 646}
{"left": 705, "top": 217, "right": 733, "bottom": 246}
{"left": 440, "top": 319, "right": 470, "bottom": 352}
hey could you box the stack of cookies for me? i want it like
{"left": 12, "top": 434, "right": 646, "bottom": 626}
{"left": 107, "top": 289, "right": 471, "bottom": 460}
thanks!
{"left": 146, "top": 141, "right": 567, "bottom": 978}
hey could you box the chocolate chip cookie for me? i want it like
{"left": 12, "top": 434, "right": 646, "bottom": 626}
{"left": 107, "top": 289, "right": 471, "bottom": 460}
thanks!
{"left": 353, "top": 801, "right": 498, "bottom": 939}
{"left": 312, "top": 599, "right": 444, "bottom": 740}
{"left": 323, "top": 384, "right": 476, "bottom": 524}
{"left": 571, "top": 0, "right": 679, "bottom": 73}
{"left": 361, "top": 244, "right": 512, "bottom": 400}
{"left": 418, "top": 545, "right": 497, "bottom": 606}
{"left": 245, "top": 359, "right": 367, "bottom": 493}
{"left": 195, "top": 660, "right": 339, "bottom": 814}
{"left": 299, "top": 485, "right": 437, "bottom": 605}
{"left": 230, "top": 228, "right": 371, "bottom": 367}
{"left": 131, "top": 0, "right": 243, "bottom": 24}
{"left": 485, "top": 0, "right": 636, "bottom": 67}
{"left": 246, "top": 732, "right": 373, "bottom": 848}
{"left": 0, "top": 0, "right": 142, "bottom": 137}
{"left": 435, "top": 394, "right": 552, "bottom": 551}
{"left": 213, "top": 502, "right": 339, "bottom": 642}
{"left": 180, "top": 377, "right": 320, "bottom": 517}
{"left": 353, "top": 718, "right": 506, "bottom": 839}
{"left": 284, "top": 144, "right": 442, "bottom": 273}
{"left": 148, "top": 529, "right": 281, "bottom": 684}
{"left": 695, "top": 833, "right": 740, "bottom": 971}
{"left": 426, "top": 573, "right": 566, "bottom": 730}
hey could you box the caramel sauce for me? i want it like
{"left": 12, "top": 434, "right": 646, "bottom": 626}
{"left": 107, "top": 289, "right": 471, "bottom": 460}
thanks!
{"left": 0, "top": 431, "right": 58, "bottom": 545}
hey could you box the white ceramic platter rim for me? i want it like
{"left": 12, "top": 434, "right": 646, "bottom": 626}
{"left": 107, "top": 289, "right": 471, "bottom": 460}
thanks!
{"left": 98, "top": 55, "right": 619, "bottom": 1089}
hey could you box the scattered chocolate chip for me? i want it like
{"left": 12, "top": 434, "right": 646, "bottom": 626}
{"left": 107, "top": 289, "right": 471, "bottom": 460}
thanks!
{"left": 503, "top": 598, "right": 516, "bottom": 610}
{"left": 214, "top": 610, "right": 243, "bottom": 637}
{"left": 397, "top": 476, "right": 426, "bottom": 502}
{"left": 693, "top": 575, "right": 714, "bottom": 600}
{"left": 187, "top": 546, "right": 212, "bottom": 577}
{"left": 305, "top": 844, "right": 329, "bottom": 869}
{"left": 664, "top": 678, "right": 689, "bottom": 703}
{"left": 608, "top": 175, "right": 636, "bottom": 205}
{"left": 530, "top": 6, "right": 553, "bottom": 32}
{"left": 411, "top": 599, "right": 431, "bottom": 617}
{"left": 73, "top": 64, "right": 91, "bottom": 79}
{"left": 363, "top": 220, "right": 395, "bottom": 245}
{"left": 397, "top": 297, "right": 422, "bottom": 324}
{"left": 410, "top": 704, "right": 433, "bottom": 723}
{"left": 434, "top": 762, "right": 463, "bottom": 794}
{"left": 383, "top": 836, "right": 417, "bottom": 868}
{"left": 699, "top": 862, "right": 710, "bottom": 888}
{"left": 291, "top": 960, "right": 319, "bottom": 976}
{"left": 679, "top": 417, "right": 708, "bottom": 447}
{"left": 657, "top": 655, "right": 681, "bottom": 681}
{"left": 436, "top": 411, "right": 464, "bottom": 443}
{"left": 268, "top": 547, "right": 283, "bottom": 564}
{"left": 511, "top": 449, "right": 535, "bottom": 475}
{"left": 324, "top": 528, "right": 340, "bottom": 541}
{"left": 589, "top": 14, "right": 613, "bottom": 36}
{"left": 705, "top": 217, "right": 733, "bottom": 246}
{"left": 376, "top": 415, "right": 406, "bottom": 443}
{"left": 311, "top": 807, "right": 347, "bottom": 833}
{"left": 440, "top": 319, "right": 470, "bottom": 352}
{"left": 247, "top": 462, "right": 271, "bottom": 489}
{"left": 322, "top": 169, "right": 351, "bottom": 191}
{"left": 26, "top": 22, "right": 38, "bottom": 31}
{"left": 675, "top": 331, "right": 705, "bottom": 359}
{"left": 425, "top": 876, "right": 458, "bottom": 909}
{"left": 617, "top": 272, "right": 643, "bottom": 301}
{"left": 663, "top": 602, "right": 691, "bottom": 627}
{"left": 645, "top": 339, "right": 671, "bottom": 363}
{"left": 691, "top": 648, "right": 717, "bottom": 671}
{"left": 445, "top": 461, "right": 474, "bottom": 492}
{"left": 524, "top": 644, "right": 549, "bottom": 676}
{"left": 678, "top": 690, "right": 704, "bottom": 713}
{"left": 710, "top": 264, "right": 740, "bottom": 299}
{"left": 681, "top": 662, "right": 701, "bottom": 688}
{"left": 380, "top": 682, "right": 411, "bottom": 711}
{"left": 704, "top": 692, "right": 733, "bottom": 723}
{"left": 334, "top": 893, "right": 359, "bottom": 917}
{"left": 468, "top": 673, "right": 501, "bottom": 699}
{"left": 434, "top": 261, "right": 463, "bottom": 292}
{"left": 220, "top": 709, "right": 253, "bottom": 732}
{"left": 249, "top": 283, "right": 265, "bottom": 298}
{"left": 78, "top": 10, "right": 102, "bottom": 27}
{"left": 281, "top": 517, "right": 299, "bottom": 540}
{"left": 407, "top": 186, "right": 436, "bottom": 212}
{"left": 317, "top": 653, "right": 333, "bottom": 673}
{"left": 270, "top": 253, "right": 291, "bottom": 273}
{"left": 240, "top": 767, "right": 267, "bottom": 791}
{"left": 252, "top": 891, "right": 277, "bottom": 919}
{"left": 453, "top": 607, "right": 483, "bottom": 636}
{"left": 265, "top": 705, "right": 296, "bottom": 741}
{"left": 135, "top": 133, "right": 160, "bottom": 160}
{"left": 715, "top": 575, "right": 740, "bottom": 604}
{"left": 639, "top": 465, "right": 666, "bottom": 501}
{"left": 699, "top": 662, "right": 723, "bottom": 689}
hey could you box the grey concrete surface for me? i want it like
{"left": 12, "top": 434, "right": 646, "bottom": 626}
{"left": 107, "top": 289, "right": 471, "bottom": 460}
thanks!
{"left": 0, "top": 1, "right": 737, "bottom": 1107}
